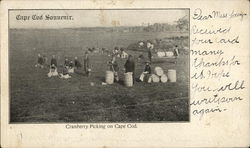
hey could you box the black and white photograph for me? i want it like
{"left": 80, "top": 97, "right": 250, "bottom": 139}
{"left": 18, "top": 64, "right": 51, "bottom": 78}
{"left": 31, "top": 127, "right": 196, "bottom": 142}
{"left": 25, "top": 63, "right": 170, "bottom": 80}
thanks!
{"left": 9, "top": 9, "right": 190, "bottom": 123}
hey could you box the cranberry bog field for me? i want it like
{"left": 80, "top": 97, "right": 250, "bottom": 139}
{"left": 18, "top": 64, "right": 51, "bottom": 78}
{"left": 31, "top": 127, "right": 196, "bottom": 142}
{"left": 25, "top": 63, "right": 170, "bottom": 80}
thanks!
{"left": 9, "top": 28, "right": 190, "bottom": 122}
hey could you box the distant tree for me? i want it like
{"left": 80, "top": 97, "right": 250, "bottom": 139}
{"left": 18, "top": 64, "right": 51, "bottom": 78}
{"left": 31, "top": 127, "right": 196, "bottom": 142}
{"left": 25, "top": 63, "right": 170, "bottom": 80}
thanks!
{"left": 176, "top": 15, "right": 189, "bottom": 31}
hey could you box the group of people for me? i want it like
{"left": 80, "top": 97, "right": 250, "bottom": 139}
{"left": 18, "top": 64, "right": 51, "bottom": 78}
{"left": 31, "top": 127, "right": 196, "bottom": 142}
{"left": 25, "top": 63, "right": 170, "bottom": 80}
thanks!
{"left": 35, "top": 51, "right": 91, "bottom": 79}
{"left": 107, "top": 54, "right": 152, "bottom": 84}
{"left": 138, "top": 41, "right": 154, "bottom": 62}
{"left": 112, "top": 47, "right": 129, "bottom": 59}
{"left": 36, "top": 50, "right": 152, "bottom": 84}
{"left": 35, "top": 41, "right": 178, "bottom": 82}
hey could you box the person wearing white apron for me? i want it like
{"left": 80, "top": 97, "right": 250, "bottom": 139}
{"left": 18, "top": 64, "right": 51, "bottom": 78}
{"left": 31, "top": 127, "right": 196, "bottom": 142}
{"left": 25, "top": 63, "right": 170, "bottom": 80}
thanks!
{"left": 47, "top": 64, "right": 58, "bottom": 77}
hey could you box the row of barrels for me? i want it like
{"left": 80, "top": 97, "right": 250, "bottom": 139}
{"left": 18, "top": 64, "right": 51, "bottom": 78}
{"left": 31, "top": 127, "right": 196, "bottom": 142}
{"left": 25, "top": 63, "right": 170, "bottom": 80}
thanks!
{"left": 105, "top": 68, "right": 176, "bottom": 87}
{"left": 157, "top": 51, "right": 174, "bottom": 57}
{"left": 150, "top": 67, "right": 176, "bottom": 83}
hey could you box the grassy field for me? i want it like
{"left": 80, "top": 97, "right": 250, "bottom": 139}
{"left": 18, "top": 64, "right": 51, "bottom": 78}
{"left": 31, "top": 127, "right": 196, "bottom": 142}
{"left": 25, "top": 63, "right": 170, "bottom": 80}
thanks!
{"left": 10, "top": 29, "right": 189, "bottom": 122}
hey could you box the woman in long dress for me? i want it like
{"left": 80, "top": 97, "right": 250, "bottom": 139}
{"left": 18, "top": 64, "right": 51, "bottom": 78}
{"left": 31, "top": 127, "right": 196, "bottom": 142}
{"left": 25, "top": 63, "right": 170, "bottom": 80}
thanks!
{"left": 124, "top": 55, "right": 135, "bottom": 83}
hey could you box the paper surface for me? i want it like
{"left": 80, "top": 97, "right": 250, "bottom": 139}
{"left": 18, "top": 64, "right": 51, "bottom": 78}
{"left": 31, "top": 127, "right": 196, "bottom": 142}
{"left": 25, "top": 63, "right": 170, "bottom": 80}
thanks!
{"left": 1, "top": 0, "right": 249, "bottom": 147}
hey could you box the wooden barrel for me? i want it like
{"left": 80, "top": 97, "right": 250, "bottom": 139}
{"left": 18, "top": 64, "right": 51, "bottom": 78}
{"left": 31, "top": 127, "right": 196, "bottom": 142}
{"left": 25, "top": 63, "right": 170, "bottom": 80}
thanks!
{"left": 151, "top": 74, "right": 160, "bottom": 83}
{"left": 157, "top": 52, "right": 165, "bottom": 57}
{"left": 124, "top": 72, "right": 133, "bottom": 87}
{"left": 105, "top": 71, "right": 114, "bottom": 84}
{"left": 167, "top": 69, "right": 176, "bottom": 82}
{"left": 154, "top": 67, "right": 164, "bottom": 76}
{"left": 165, "top": 51, "right": 174, "bottom": 57}
{"left": 160, "top": 74, "right": 168, "bottom": 83}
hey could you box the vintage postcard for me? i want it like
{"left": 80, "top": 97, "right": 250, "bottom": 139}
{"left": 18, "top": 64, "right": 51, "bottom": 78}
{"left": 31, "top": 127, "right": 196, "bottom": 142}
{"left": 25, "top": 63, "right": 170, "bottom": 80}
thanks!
{"left": 0, "top": 0, "right": 249, "bottom": 148}
{"left": 9, "top": 9, "right": 190, "bottom": 123}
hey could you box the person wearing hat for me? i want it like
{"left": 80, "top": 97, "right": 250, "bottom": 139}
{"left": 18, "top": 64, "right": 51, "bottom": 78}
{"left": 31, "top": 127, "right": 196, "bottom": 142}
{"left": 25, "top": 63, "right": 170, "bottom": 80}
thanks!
{"left": 174, "top": 45, "right": 179, "bottom": 58}
{"left": 144, "top": 61, "right": 151, "bottom": 74}
{"left": 139, "top": 61, "right": 151, "bottom": 82}
{"left": 84, "top": 51, "right": 91, "bottom": 77}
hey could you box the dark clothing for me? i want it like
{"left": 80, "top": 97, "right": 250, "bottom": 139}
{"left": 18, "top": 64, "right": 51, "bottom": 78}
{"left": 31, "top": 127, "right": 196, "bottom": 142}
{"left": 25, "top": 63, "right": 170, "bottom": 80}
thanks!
{"left": 108, "top": 61, "right": 119, "bottom": 72}
{"left": 74, "top": 60, "right": 82, "bottom": 69}
{"left": 144, "top": 65, "right": 151, "bottom": 74}
{"left": 125, "top": 59, "right": 135, "bottom": 83}
{"left": 84, "top": 55, "right": 91, "bottom": 76}
{"left": 51, "top": 65, "right": 56, "bottom": 69}
{"left": 64, "top": 60, "right": 70, "bottom": 67}
{"left": 38, "top": 57, "right": 44, "bottom": 65}
{"left": 62, "top": 67, "right": 68, "bottom": 75}
{"left": 50, "top": 65, "right": 56, "bottom": 72}
{"left": 148, "top": 50, "right": 152, "bottom": 62}
{"left": 69, "top": 62, "right": 74, "bottom": 68}
{"left": 84, "top": 57, "right": 90, "bottom": 71}
{"left": 124, "top": 60, "right": 135, "bottom": 73}
{"left": 51, "top": 58, "right": 57, "bottom": 67}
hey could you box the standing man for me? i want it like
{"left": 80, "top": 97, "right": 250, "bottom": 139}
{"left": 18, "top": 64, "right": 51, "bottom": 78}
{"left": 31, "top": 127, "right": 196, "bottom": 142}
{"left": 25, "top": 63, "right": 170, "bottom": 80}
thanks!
{"left": 146, "top": 41, "right": 153, "bottom": 62}
{"left": 174, "top": 45, "right": 179, "bottom": 58}
{"left": 148, "top": 48, "right": 152, "bottom": 62}
{"left": 84, "top": 51, "right": 91, "bottom": 77}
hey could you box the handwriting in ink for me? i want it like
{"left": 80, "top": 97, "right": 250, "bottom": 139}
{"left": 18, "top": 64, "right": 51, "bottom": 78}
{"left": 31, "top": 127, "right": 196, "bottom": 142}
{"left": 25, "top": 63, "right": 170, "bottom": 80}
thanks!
{"left": 191, "top": 49, "right": 224, "bottom": 56}
{"left": 193, "top": 8, "right": 247, "bottom": 21}
{"left": 192, "top": 106, "right": 225, "bottom": 120}
{"left": 192, "top": 36, "right": 240, "bottom": 45}
{"left": 192, "top": 25, "right": 231, "bottom": 35}
{"left": 192, "top": 56, "right": 240, "bottom": 69}
{"left": 190, "top": 94, "right": 243, "bottom": 106}
{"left": 217, "top": 80, "right": 245, "bottom": 92}
{"left": 191, "top": 69, "right": 230, "bottom": 80}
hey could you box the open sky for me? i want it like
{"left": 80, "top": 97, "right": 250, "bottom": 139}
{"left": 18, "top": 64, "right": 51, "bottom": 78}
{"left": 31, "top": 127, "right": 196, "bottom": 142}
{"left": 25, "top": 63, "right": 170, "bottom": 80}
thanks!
{"left": 10, "top": 9, "right": 189, "bottom": 28}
